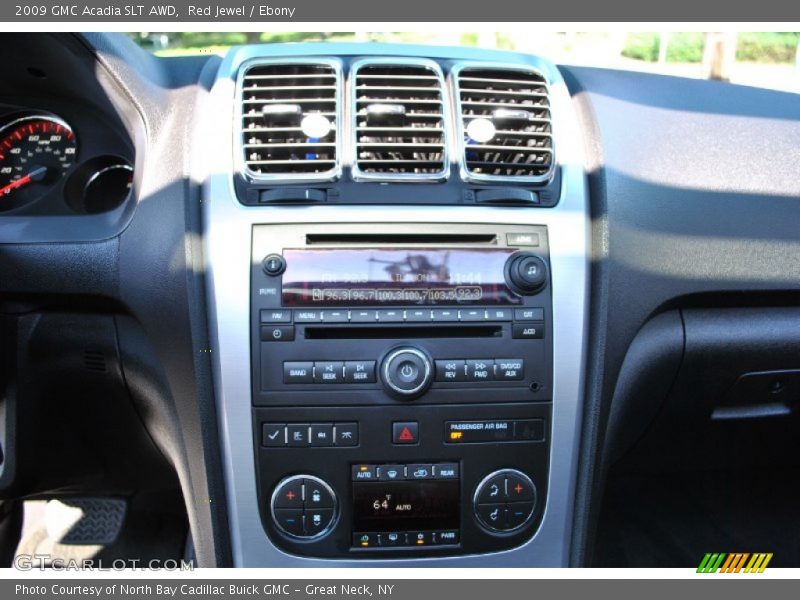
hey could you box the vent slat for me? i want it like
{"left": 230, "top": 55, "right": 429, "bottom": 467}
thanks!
{"left": 456, "top": 66, "right": 554, "bottom": 182}
{"left": 352, "top": 61, "right": 448, "bottom": 180}
{"left": 239, "top": 61, "right": 340, "bottom": 179}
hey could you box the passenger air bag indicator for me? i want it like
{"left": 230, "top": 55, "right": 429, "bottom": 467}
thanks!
{"left": 445, "top": 420, "right": 513, "bottom": 443}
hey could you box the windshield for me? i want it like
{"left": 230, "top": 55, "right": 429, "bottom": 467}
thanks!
{"left": 128, "top": 31, "right": 800, "bottom": 93}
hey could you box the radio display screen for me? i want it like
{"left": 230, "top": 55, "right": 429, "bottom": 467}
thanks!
{"left": 352, "top": 479, "right": 460, "bottom": 533}
{"left": 281, "top": 248, "right": 521, "bottom": 306}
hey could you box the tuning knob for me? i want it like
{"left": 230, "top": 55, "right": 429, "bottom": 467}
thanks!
{"left": 505, "top": 252, "right": 548, "bottom": 294}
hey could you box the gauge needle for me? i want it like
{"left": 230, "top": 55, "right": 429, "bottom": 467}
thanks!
{"left": 0, "top": 166, "right": 47, "bottom": 196}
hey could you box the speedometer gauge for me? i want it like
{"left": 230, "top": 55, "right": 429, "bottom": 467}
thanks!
{"left": 0, "top": 115, "right": 77, "bottom": 212}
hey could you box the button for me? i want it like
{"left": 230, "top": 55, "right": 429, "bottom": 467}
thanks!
{"left": 514, "top": 307, "right": 544, "bottom": 321}
{"left": 408, "top": 531, "right": 432, "bottom": 546}
{"left": 459, "top": 308, "right": 486, "bottom": 322}
{"left": 475, "top": 504, "right": 506, "bottom": 529}
{"left": 466, "top": 359, "right": 494, "bottom": 382}
{"left": 377, "top": 309, "right": 404, "bottom": 322}
{"left": 273, "top": 479, "right": 304, "bottom": 509}
{"left": 434, "top": 463, "right": 459, "bottom": 479}
{"left": 260, "top": 309, "right": 292, "bottom": 323}
{"left": 486, "top": 308, "right": 513, "bottom": 321}
{"left": 304, "top": 481, "right": 335, "bottom": 509}
{"left": 262, "top": 254, "right": 286, "bottom": 276}
{"left": 433, "top": 530, "right": 459, "bottom": 545}
{"left": 477, "top": 474, "right": 506, "bottom": 503}
{"left": 261, "top": 325, "right": 295, "bottom": 342}
{"left": 506, "top": 473, "right": 536, "bottom": 502}
{"left": 506, "top": 502, "right": 534, "bottom": 529}
{"left": 344, "top": 361, "right": 376, "bottom": 383}
{"left": 380, "top": 532, "right": 407, "bottom": 546}
{"left": 310, "top": 424, "right": 334, "bottom": 447}
{"left": 350, "top": 309, "right": 377, "bottom": 323}
{"left": 273, "top": 509, "right": 304, "bottom": 536}
{"left": 283, "top": 361, "right": 313, "bottom": 384}
{"left": 287, "top": 424, "right": 309, "bottom": 446}
{"left": 382, "top": 348, "right": 432, "bottom": 397}
{"left": 294, "top": 309, "right": 322, "bottom": 323}
{"left": 314, "top": 361, "right": 344, "bottom": 383}
{"left": 334, "top": 423, "right": 359, "bottom": 446}
{"left": 495, "top": 358, "right": 524, "bottom": 381}
{"left": 320, "top": 310, "right": 348, "bottom": 323}
{"left": 405, "top": 309, "right": 431, "bottom": 322}
{"left": 407, "top": 464, "right": 433, "bottom": 480}
{"left": 353, "top": 532, "right": 379, "bottom": 548}
{"left": 352, "top": 464, "right": 377, "bottom": 481}
{"left": 435, "top": 359, "right": 466, "bottom": 382}
{"left": 392, "top": 422, "right": 419, "bottom": 445}
{"left": 512, "top": 323, "right": 545, "bottom": 339}
{"left": 378, "top": 464, "right": 406, "bottom": 481}
{"left": 514, "top": 419, "right": 545, "bottom": 441}
{"left": 431, "top": 308, "right": 459, "bottom": 322}
{"left": 507, "top": 232, "right": 540, "bottom": 247}
{"left": 304, "top": 508, "right": 334, "bottom": 536}
{"left": 262, "top": 423, "right": 286, "bottom": 447}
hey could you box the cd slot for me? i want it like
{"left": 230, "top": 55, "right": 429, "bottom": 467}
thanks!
{"left": 304, "top": 233, "right": 497, "bottom": 245}
{"left": 304, "top": 325, "right": 502, "bottom": 340}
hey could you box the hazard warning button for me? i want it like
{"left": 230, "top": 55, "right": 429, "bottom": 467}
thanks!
{"left": 392, "top": 421, "right": 419, "bottom": 445}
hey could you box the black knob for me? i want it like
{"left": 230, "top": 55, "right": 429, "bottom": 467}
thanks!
{"left": 506, "top": 253, "right": 548, "bottom": 294}
{"left": 473, "top": 469, "right": 537, "bottom": 534}
{"left": 270, "top": 475, "right": 337, "bottom": 539}
{"left": 262, "top": 253, "right": 286, "bottom": 276}
{"left": 381, "top": 347, "right": 433, "bottom": 399}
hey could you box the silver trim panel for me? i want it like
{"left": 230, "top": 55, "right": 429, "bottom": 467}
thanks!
{"left": 200, "top": 42, "right": 588, "bottom": 567}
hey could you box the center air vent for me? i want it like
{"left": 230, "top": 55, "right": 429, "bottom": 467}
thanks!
{"left": 239, "top": 59, "right": 342, "bottom": 182}
{"left": 352, "top": 59, "right": 449, "bottom": 181}
{"left": 454, "top": 64, "right": 554, "bottom": 183}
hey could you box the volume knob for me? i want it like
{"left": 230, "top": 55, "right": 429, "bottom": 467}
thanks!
{"left": 381, "top": 347, "right": 433, "bottom": 399}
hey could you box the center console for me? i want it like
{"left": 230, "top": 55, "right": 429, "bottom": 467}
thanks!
{"left": 251, "top": 223, "right": 552, "bottom": 556}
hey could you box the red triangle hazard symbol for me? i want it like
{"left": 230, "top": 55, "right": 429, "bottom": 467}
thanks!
{"left": 399, "top": 427, "right": 415, "bottom": 441}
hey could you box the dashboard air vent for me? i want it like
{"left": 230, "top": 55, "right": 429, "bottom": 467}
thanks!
{"left": 352, "top": 59, "right": 449, "bottom": 181}
{"left": 239, "top": 60, "right": 342, "bottom": 181}
{"left": 454, "top": 65, "right": 553, "bottom": 183}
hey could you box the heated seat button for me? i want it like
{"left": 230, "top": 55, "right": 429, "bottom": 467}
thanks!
{"left": 314, "top": 361, "right": 344, "bottom": 383}
{"left": 475, "top": 504, "right": 506, "bottom": 530}
{"left": 506, "top": 473, "right": 536, "bottom": 502}
{"left": 435, "top": 359, "right": 466, "bottom": 382}
{"left": 392, "top": 422, "right": 419, "bottom": 445}
{"left": 273, "top": 509, "right": 304, "bottom": 536}
{"left": 273, "top": 479, "right": 304, "bottom": 509}
{"left": 466, "top": 359, "right": 494, "bottom": 381}
{"left": 495, "top": 358, "right": 524, "bottom": 381}
{"left": 344, "top": 361, "right": 376, "bottom": 383}
{"left": 283, "top": 361, "right": 313, "bottom": 384}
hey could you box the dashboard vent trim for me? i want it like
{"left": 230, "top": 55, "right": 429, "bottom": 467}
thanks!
{"left": 350, "top": 58, "right": 450, "bottom": 182}
{"left": 236, "top": 58, "right": 343, "bottom": 183}
{"left": 452, "top": 62, "right": 554, "bottom": 184}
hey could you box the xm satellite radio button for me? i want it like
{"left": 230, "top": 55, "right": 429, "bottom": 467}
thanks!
{"left": 476, "top": 473, "right": 506, "bottom": 503}
{"left": 378, "top": 464, "right": 406, "bottom": 481}
{"left": 408, "top": 464, "right": 433, "bottom": 480}
{"left": 260, "top": 309, "right": 292, "bottom": 323}
{"left": 350, "top": 309, "right": 377, "bottom": 323}
{"left": 459, "top": 308, "right": 487, "bottom": 322}
{"left": 262, "top": 254, "right": 286, "bottom": 276}
{"left": 513, "top": 307, "right": 544, "bottom": 322}
{"left": 466, "top": 359, "right": 494, "bottom": 381}
{"left": 431, "top": 308, "right": 459, "bottom": 322}
{"left": 475, "top": 504, "right": 506, "bottom": 530}
{"left": 287, "top": 424, "right": 310, "bottom": 447}
{"left": 352, "top": 464, "right": 377, "bottom": 481}
{"left": 273, "top": 509, "right": 304, "bottom": 536}
{"left": 381, "top": 347, "right": 432, "bottom": 398}
{"left": 294, "top": 309, "right": 322, "bottom": 323}
{"left": 314, "top": 361, "right": 344, "bottom": 383}
{"left": 506, "top": 232, "right": 540, "bottom": 247}
{"left": 344, "top": 361, "right": 376, "bottom": 383}
{"left": 273, "top": 478, "right": 304, "bottom": 509}
{"left": 261, "top": 325, "right": 295, "bottom": 342}
{"left": 310, "top": 424, "right": 334, "bottom": 447}
{"left": 334, "top": 423, "right": 359, "bottom": 446}
{"left": 434, "top": 463, "right": 459, "bottom": 479}
{"left": 377, "top": 309, "right": 404, "bottom": 322}
{"left": 486, "top": 308, "right": 513, "bottom": 321}
{"left": 392, "top": 422, "right": 419, "bottom": 445}
{"left": 406, "top": 309, "right": 431, "bottom": 322}
{"left": 435, "top": 359, "right": 466, "bottom": 382}
{"left": 495, "top": 359, "right": 525, "bottom": 380}
{"left": 262, "top": 423, "right": 286, "bottom": 447}
{"left": 512, "top": 323, "right": 545, "bottom": 339}
{"left": 320, "top": 310, "right": 348, "bottom": 323}
{"left": 283, "top": 362, "right": 313, "bottom": 384}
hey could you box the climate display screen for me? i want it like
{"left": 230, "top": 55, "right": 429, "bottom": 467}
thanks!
{"left": 281, "top": 248, "right": 521, "bottom": 306}
{"left": 352, "top": 479, "right": 460, "bottom": 533}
